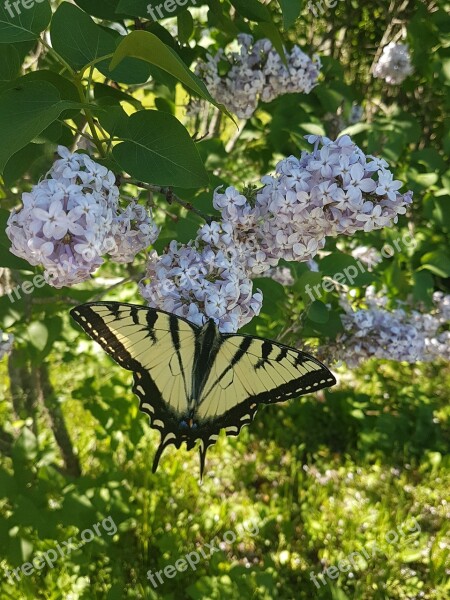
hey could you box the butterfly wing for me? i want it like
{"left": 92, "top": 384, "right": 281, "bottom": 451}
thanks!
{"left": 70, "top": 302, "right": 199, "bottom": 469}
{"left": 193, "top": 334, "right": 336, "bottom": 471}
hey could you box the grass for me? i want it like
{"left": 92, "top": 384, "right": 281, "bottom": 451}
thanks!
{"left": 0, "top": 355, "right": 449, "bottom": 599}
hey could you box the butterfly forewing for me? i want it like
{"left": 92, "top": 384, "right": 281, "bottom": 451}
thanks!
{"left": 70, "top": 302, "right": 197, "bottom": 416}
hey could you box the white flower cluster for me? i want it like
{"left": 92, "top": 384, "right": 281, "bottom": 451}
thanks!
{"left": 7, "top": 147, "right": 159, "bottom": 288}
{"left": 139, "top": 242, "right": 262, "bottom": 333}
{"left": 332, "top": 289, "right": 450, "bottom": 366}
{"left": 140, "top": 135, "right": 412, "bottom": 333}
{"left": 263, "top": 266, "right": 295, "bottom": 287}
{"left": 0, "top": 331, "right": 14, "bottom": 360}
{"left": 190, "top": 34, "right": 321, "bottom": 119}
{"left": 351, "top": 245, "right": 382, "bottom": 270}
{"left": 213, "top": 135, "right": 412, "bottom": 269}
{"left": 374, "top": 42, "right": 413, "bottom": 85}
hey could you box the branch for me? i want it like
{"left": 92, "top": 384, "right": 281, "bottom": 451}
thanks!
{"left": 125, "top": 179, "right": 214, "bottom": 224}
{"left": 38, "top": 364, "right": 82, "bottom": 478}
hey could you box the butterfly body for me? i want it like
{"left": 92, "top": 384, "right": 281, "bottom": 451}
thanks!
{"left": 70, "top": 302, "right": 336, "bottom": 477}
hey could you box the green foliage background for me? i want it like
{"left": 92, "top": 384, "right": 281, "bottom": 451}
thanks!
{"left": 0, "top": 1, "right": 449, "bottom": 599}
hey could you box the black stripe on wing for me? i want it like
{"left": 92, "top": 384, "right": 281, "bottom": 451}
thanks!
{"left": 70, "top": 303, "right": 147, "bottom": 372}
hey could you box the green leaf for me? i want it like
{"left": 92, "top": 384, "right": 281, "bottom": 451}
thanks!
{"left": 0, "top": 45, "right": 21, "bottom": 81}
{"left": 230, "top": 0, "right": 272, "bottom": 22}
{"left": 75, "top": 0, "right": 125, "bottom": 20}
{"left": 52, "top": 5, "right": 151, "bottom": 83}
{"left": 110, "top": 31, "right": 229, "bottom": 114}
{"left": 94, "top": 82, "right": 143, "bottom": 109}
{"left": 420, "top": 250, "right": 450, "bottom": 278}
{"left": 17, "top": 70, "right": 80, "bottom": 104}
{"left": 295, "top": 270, "right": 323, "bottom": 302}
{"left": 27, "top": 321, "right": 48, "bottom": 352}
{"left": 413, "top": 270, "right": 434, "bottom": 305}
{"left": 277, "top": 0, "right": 302, "bottom": 29}
{"left": 0, "top": 81, "right": 81, "bottom": 172}
{"left": 314, "top": 87, "right": 344, "bottom": 112}
{"left": 51, "top": 3, "right": 113, "bottom": 71}
{"left": 178, "top": 10, "right": 194, "bottom": 44}
{"left": 0, "top": 0, "right": 51, "bottom": 43}
{"left": 3, "top": 143, "right": 45, "bottom": 187}
{"left": 97, "top": 105, "right": 130, "bottom": 139}
{"left": 308, "top": 300, "right": 329, "bottom": 324}
{"left": 117, "top": 0, "right": 200, "bottom": 19}
{"left": 320, "top": 252, "right": 370, "bottom": 287}
{"left": 112, "top": 110, "right": 209, "bottom": 188}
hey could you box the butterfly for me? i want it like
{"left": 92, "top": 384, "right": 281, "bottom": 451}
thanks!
{"left": 70, "top": 302, "right": 336, "bottom": 478}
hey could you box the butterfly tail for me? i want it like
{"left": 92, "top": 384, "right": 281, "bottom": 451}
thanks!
{"left": 198, "top": 440, "right": 211, "bottom": 481}
{"left": 152, "top": 434, "right": 175, "bottom": 473}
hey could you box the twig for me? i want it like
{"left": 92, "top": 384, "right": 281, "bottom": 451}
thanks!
{"left": 125, "top": 179, "right": 214, "bottom": 224}
{"left": 368, "top": 0, "right": 410, "bottom": 76}
{"left": 39, "top": 364, "right": 82, "bottom": 478}
{"left": 225, "top": 118, "right": 247, "bottom": 153}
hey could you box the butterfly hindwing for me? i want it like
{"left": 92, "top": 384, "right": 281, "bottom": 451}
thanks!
{"left": 195, "top": 334, "right": 335, "bottom": 441}
{"left": 198, "top": 335, "right": 335, "bottom": 415}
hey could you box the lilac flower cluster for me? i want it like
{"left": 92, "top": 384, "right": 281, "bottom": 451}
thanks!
{"left": 374, "top": 42, "right": 413, "bottom": 85}
{"left": 139, "top": 243, "right": 262, "bottom": 333}
{"left": 139, "top": 135, "right": 412, "bottom": 332}
{"left": 0, "top": 332, "right": 13, "bottom": 360}
{"left": 263, "top": 266, "right": 295, "bottom": 287}
{"left": 214, "top": 135, "right": 413, "bottom": 267}
{"left": 190, "top": 34, "right": 321, "bottom": 119}
{"left": 331, "top": 289, "right": 450, "bottom": 366}
{"left": 351, "top": 246, "right": 382, "bottom": 270}
{"left": 6, "top": 147, "right": 159, "bottom": 288}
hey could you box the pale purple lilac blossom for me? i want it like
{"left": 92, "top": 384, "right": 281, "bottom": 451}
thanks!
{"left": 141, "top": 135, "right": 412, "bottom": 332}
{"left": 0, "top": 332, "right": 14, "bottom": 360}
{"left": 6, "top": 147, "right": 159, "bottom": 287}
{"left": 139, "top": 242, "right": 263, "bottom": 333}
{"left": 213, "top": 135, "right": 413, "bottom": 267}
{"left": 374, "top": 42, "right": 413, "bottom": 85}
{"left": 189, "top": 34, "right": 321, "bottom": 119}
{"left": 330, "top": 288, "right": 450, "bottom": 366}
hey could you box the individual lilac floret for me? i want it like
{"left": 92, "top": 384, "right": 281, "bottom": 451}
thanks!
{"left": 189, "top": 34, "right": 321, "bottom": 119}
{"left": 325, "top": 288, "right": 450, "bottom": 366}
{"left": 139, "top": 241, "right": 263, "bottom": 333}
{"left": 6, "top": 147, "right": 159, "bottom": 287}
{"left": 0, "top": 332, "right": 14, "bottom": 360}
{"left": 374, "top": 42, "right": 413, "bottom": 85}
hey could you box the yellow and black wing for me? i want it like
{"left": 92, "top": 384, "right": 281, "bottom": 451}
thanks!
{"left": 70, "top": 302, "right": 199, "bottom": 469}
{"left": 194, "top": 334, "right": 336, "bottom": 471}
